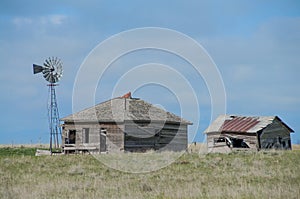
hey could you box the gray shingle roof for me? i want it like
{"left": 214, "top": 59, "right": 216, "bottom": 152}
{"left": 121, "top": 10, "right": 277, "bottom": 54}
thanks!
{"left": 61, "top": 98, "right": 192, "bottom": 124}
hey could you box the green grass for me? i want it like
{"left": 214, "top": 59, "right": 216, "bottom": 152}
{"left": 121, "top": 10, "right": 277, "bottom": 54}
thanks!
{"left": 0, "top": 147, "right": 37, "bottom": 156}
{"left": 0, "top": 148, "right": 300, "bottom": 198}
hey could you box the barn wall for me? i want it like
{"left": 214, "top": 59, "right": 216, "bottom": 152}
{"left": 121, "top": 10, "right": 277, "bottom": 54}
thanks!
{"left": 159, "top": 124, "right": 187, "bottom": 151}
{"left": 62, "top": 122, "right": 124, "bottom": 153}
{"left": 101, "top": 123, "right": 124, "bottom": 152}
{"left": 124, "top": 121, "right": 187, "bottom": 152}
{"left": 260, "top": 119, "right": 292, "bottom": 149}
{"left": 207, "top": 132, "right": 228, "bottom": 153}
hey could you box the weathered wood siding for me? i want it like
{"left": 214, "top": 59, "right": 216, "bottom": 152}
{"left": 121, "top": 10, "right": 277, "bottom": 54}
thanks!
{"left": 260, "top": 118, "right": 292, "bottom": 149}
{"left": 62, "top": 121, "right": 188, "bottom": 153}
{"left": 101, "top": 123, "right": 124, "bottom": 152}
{"left": 62, "top": 122, "right": 124, "bottom": 153}
{"left": 124, "top": 121, "right": 187, "bottom": 152}
{"left": 207, "top": 132, "right": 225, "bottom": 153}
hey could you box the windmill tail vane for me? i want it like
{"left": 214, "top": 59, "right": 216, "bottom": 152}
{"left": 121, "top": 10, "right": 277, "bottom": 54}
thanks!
{"left": 33, "top": 64, "right": 44, "bottom": 74}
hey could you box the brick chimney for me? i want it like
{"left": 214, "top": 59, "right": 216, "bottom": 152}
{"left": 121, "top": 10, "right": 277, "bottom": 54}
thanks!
{"left": 121, "top": 92, "right": 131, "bottom": 99}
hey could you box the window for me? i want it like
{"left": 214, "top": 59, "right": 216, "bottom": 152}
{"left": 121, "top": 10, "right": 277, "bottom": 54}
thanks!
{"left": 213, "top": 137, "right": 249, "bottom": 148}
{"left": 100, "top": 128, "right": 107, "bottom": 152}
{"left": 213, "top": 137, "right": 231, "bottom": 147}
{"left": 214, "top": 137, "right": 226, "bottom": 143}
{"left": 68, "top": 130, "right": 76, "bottom": 144}
{"left": 83, "top": 128, "right": 89, "bottom": 143}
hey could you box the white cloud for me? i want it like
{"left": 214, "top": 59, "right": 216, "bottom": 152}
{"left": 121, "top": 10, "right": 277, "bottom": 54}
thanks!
{"left": 12, "top": 14, "right": 67, "bottom": 27}
{"left": 48, "top": 14, "right": 67, "bottom": 25}
{"left": 12, "top": 17, "right": 33, "bottom": 26}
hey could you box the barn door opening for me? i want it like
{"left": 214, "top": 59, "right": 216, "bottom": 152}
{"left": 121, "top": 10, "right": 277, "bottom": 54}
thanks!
{"left": 100, "top": 128, "right": 107, "bottom": 152}
{"left": 231, "top": 138, "right": 249, "bottom": 148}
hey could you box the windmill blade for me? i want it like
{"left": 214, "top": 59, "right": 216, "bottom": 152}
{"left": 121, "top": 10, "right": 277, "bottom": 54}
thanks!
{"left": 49, "top": 75, "right": 55, "bottom": 83}
{"left": 42, "top": 68, "right": 51, "bottom": 75}
{"left": 57, "top": 73, "right": 62, "bottom": 78}
{"left": 53, "top": 75, "right": 59, "bottom": 83}
{"left": 33, "top": 64, "right": 44, "bottom": 74}
{"left": 43, "top": 62, "right": 50, "bottom": 68}
{"left": 46, "top": 74, "right": 54, "bottom": 83}
{"left": 51, "top": 57, "right": 55, "bottom": 66}
{"left": 46, "top": 58, "right": 51, "bottom": 66}
{"left": 53, "top": 57, "right": 59, "bottom": 66}
{"left": 47, "top": 58, "right": 55, "bottom": 70}
{"left": 56, "top": 65, "right": 63, "bottom": 76}
{"left": 43, "top": 72, "right": 51, "bottom": 80}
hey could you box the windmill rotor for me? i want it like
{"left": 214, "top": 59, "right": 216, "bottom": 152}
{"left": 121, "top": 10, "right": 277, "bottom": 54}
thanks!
{"left": 33, "top": 57, "right": 63, "bottom": 83}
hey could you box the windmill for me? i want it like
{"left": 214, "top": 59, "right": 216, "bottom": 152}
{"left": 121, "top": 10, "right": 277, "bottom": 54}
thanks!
{"left": 33, "top": 57, "right": 63, "bottom": 154}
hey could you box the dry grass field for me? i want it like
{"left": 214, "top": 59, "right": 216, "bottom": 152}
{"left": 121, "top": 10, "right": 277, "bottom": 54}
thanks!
{"left": 0, "top": 145, "right": 300, "bottom": 198}
{"left": 292, "top": 144, "right": 300, "bottom": 150}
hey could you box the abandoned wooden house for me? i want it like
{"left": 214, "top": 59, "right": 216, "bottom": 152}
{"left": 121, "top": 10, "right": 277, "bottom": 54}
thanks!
{"left": 204, "top": 115, "right": 294, "bottom": 153}
{"left": 60, "top": 92, "right": 192, "bottom": 154}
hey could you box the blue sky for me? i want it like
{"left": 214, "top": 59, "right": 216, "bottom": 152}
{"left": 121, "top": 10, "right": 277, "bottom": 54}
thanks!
{"left": 0, "top": 0, "right": 299, "bottom": 144}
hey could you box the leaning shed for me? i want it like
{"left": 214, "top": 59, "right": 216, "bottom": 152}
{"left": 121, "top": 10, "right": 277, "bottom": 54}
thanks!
{"left": 60, "top": 93, "right": 192, "bottom": 154}
{"left": 204, "top": 115, "right": 294, "bottom": 153}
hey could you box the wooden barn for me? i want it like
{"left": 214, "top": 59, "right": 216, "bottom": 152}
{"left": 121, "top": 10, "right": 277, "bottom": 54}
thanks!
{"left": 60, "top": 93, "right": 192, "bottom": 154}
{"left": 204, "top": 115, "right": 294, "bottom": 153}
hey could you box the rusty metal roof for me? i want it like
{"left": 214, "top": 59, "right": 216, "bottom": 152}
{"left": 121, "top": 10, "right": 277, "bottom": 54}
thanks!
{"left": 220, "top": 116, "right": 260, "bottom": 132}
{"left": 204, "top": 115, "right": 294, "bottom": 134}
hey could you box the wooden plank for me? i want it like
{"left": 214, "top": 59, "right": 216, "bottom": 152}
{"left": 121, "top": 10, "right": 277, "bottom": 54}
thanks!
{"left": 64, "top": 146, "right": 97, "bottom": 150}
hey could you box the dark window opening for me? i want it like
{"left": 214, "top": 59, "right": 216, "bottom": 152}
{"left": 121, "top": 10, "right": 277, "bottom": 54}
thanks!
{"left": 214, "top": 137, "right": 249, "bottom": 148}
{"left": 213, "top": 137, "right": 231, "bottom": 147}
{"left": 83, "top": 128, "right": 89, "bottom": 143}
{"left": 68, "top": 130, "right": 76, "bottom": 144}
{"left": 214, "top": 137, "right": 226, "bottom": 143}
{"left": 288, "top": 139, "right": 291, "bottom": 148}
{"left": 100, "top": 128, "right": 107, "bottom": 152}
{"left": 231, "top": 138, "right": 249, "bottom": 148}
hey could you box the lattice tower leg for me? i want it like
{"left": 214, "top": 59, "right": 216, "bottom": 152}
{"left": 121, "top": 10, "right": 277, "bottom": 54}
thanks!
{"left": 48, "top": 84, "right": 62, "bottom": 154}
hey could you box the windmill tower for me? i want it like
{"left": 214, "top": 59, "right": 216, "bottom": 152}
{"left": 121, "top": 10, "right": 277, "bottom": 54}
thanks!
{"left": 33, "top": 57, "right": 63, "bottom": 154}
